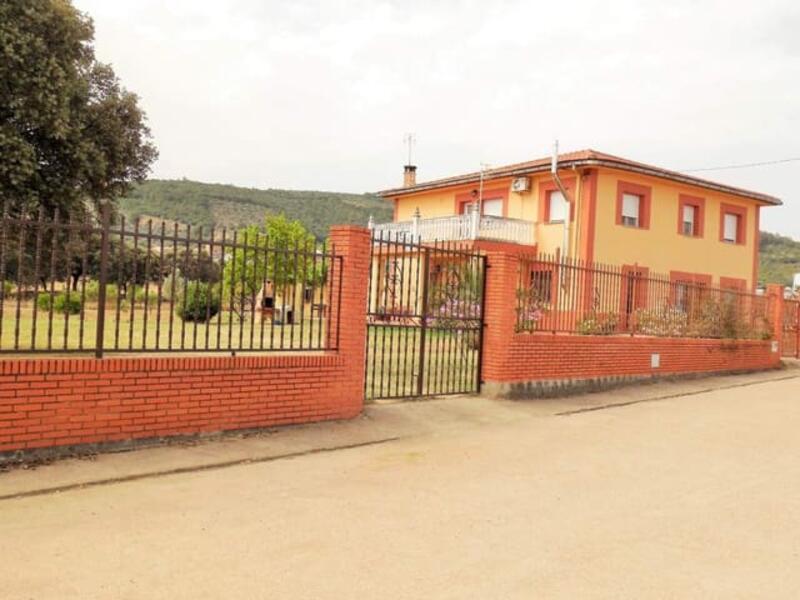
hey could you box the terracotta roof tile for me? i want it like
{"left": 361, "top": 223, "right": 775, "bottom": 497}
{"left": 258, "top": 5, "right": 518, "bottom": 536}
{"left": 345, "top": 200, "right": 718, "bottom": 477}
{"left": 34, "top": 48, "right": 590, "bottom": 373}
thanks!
{"left": 379, "top": 149, "right": 782, "bottom": 206}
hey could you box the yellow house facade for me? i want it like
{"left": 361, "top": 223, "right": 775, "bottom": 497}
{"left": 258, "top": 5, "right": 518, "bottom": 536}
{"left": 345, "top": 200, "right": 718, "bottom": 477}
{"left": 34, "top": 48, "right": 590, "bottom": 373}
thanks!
{"left": 378, "top": 150, "right": 782, "bottom": 292}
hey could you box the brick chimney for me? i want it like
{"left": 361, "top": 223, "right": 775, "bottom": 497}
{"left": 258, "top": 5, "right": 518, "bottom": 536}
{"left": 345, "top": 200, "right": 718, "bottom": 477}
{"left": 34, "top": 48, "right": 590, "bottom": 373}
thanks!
{"left": 403, "top": 165, "right": 417, "bottom": 187}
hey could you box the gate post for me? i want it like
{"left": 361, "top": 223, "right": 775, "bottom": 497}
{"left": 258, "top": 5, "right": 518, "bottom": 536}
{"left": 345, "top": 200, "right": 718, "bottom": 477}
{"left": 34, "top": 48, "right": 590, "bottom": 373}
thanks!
{"left": 480, "top": 250, "right": 522, "bottom": 396}
{"left": 766, "top": 283, "right": 784, "bottom": 359}
{"left": 328, "top": 226, "right": 372, "bottom": 413}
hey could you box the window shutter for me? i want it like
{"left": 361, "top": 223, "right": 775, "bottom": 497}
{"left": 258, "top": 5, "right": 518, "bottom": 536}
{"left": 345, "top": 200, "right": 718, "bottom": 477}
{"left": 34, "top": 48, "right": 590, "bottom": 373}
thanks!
{"left": 622, "top": 194, "right": 640, "bottom": 219}
{"left": 548, "top": 191, "right": 566, "bottom": 222}
{"left": 482, "top": 198, "right": 503, "bottom": 217}
{"left": 723, "top": 213, "right": 738, "bottom": 242}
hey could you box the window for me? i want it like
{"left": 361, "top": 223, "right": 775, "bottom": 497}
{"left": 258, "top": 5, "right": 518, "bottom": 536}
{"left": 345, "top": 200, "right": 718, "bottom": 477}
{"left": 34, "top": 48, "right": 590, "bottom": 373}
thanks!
{"left": 621, "top": 193, "right": 641, "bottom": 227}
{"left": 530, "top": 270, "right": 554, "bottom": 304}
{"left": 682, "top": 205, "right": 696, "bottom": 236}
{"left": 616, "top": 181, "right": 651, "bottom": 229}
{"left": 669, "top": 272, "right": 711, "bottom": 313}
{"left": 481, "top": 198, "right": 503, "bottom": 217}
{"left": 677, "top": 195, "right": 705, "bottom": 238}
{"left": 723, "top": 213, "right": 739, "bottom": 243}
{"left": 719, "top": 203, "right": 747, "bottom": 245}
{"left": 455, "top": 188, "right": 508, "bottom": 217}
{"left": 539, "top": 178, "right": 576, "bottom": 224}
{"left": 547, "top": 191, "right": 567, "bottom": 223}
{"left": 674, "top": 281, "right": 691, "bottom": 313}
{"left": 674, "top": 280, "right": 706, "bottom": 313}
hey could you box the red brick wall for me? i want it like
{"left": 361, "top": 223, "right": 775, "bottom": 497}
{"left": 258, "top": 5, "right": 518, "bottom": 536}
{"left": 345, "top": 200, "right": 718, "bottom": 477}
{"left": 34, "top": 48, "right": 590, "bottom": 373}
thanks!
{"left": 486, "top": 334, "right": 779, "bottom": 385}
{"left": 0, "top": 226, "right": 372, "bottom": 456}
{"left": 481, "top": 251, "right": 784, "bottom": 390}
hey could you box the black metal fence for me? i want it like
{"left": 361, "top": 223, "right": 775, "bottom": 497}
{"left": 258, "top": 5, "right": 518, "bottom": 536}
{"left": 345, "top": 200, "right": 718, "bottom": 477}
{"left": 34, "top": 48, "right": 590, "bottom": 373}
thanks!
{"left": 0, "top": 205, "right": 342, "bottom": 355}
{"left": 516, "top": 252, "right": 773, "bottom": 340}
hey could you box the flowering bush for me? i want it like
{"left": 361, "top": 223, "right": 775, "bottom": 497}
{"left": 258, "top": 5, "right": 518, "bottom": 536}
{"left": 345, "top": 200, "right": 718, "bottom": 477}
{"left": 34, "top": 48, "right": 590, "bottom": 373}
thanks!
{"left": 428, "top": 298, "right": 481, "bottom": 328}
{"left": 515, "top": 288, "right": 549, "bottom": 332}
{"left": 633, "top": 307, "right": 689, "bottom": 337}
{"left": 576, "top": 312, "right": 619, "bottom": 335}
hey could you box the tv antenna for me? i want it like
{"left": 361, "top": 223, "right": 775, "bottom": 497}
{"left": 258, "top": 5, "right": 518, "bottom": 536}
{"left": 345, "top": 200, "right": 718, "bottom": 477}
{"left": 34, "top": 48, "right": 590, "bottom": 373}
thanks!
{"left": 403, "top": 133, "right": 416, "bottom": 165}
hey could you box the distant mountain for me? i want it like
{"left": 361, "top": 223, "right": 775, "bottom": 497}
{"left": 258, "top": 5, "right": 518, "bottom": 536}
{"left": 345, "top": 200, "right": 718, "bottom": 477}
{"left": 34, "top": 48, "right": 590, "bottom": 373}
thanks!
{"left": 760, "top": 231, "right": 800, "bottom": 287}
{"left": 118, "top": 179, "right": 393, "bottom": 240}
{"left": 119, "top": 179, "right": 799, "bottom": 286}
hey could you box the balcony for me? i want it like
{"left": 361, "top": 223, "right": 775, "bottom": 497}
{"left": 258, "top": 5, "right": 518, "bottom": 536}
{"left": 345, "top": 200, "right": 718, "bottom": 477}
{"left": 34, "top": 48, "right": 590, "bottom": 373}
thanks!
{"left": 370, "top": 212, "right": 535, "bottom": 246}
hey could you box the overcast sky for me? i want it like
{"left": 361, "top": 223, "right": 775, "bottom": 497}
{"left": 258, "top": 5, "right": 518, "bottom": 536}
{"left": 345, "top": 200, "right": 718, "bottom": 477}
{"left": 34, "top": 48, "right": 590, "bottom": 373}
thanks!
{"left": 74, "top": 0, "right": 799, "bottom": 238}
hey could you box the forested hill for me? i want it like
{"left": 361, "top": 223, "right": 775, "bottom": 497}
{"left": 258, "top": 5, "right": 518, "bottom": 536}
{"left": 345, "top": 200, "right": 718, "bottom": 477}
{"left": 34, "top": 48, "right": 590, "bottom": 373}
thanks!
{"left": 120, "top": 179, "right": 800, "bottom": 286}
{"left": 118, "top": 179, "right": 393, "bottom": 240}
{"left": 760, "top": 231, "right": 800, "bottom": 287}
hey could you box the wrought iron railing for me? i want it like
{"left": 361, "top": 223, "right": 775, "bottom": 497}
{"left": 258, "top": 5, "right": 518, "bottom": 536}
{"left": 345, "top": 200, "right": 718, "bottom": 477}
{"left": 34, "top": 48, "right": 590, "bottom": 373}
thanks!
{"left": 0, "top": 205, "right": 342, "bottom": 355}
{"left": 516, "top": 253, "right": 774, "bottom": 340}
{"left": 371, "top": 213, "right": 535, "bottom": 245}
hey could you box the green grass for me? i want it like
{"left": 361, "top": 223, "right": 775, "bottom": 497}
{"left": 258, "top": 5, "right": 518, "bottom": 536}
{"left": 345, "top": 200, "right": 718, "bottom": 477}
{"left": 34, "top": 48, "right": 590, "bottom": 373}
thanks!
{"left": 0, "top": 301, "right": 331, "bottom": 353}
{"left": 1, "top": 300, "right": 482, "bottom": 401}
{"left": 364, "top": 325, "right": 481, "bottom": 400}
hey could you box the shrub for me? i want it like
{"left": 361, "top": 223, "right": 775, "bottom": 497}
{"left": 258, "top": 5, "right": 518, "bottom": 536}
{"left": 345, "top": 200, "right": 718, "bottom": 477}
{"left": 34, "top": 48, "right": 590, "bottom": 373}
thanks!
{"left": 633, "top": 307, "right": 689, "bottom": 337}
{"left": 177, "top": 282, "right": 220, "bottom": 322}
{"left": 133, "top": 285, "right": 160, "bottom": 305}
{"left": 83, "top": 281, "right": 118, "bottom": 302}
{"left": 37, "top": 292, "right": 82, "bottom": 315}
{"left": 2, "top": 281, "right": 12, "bottom": 298}
{"left": 576, "top": 312, "right": 619, "bottom": 335}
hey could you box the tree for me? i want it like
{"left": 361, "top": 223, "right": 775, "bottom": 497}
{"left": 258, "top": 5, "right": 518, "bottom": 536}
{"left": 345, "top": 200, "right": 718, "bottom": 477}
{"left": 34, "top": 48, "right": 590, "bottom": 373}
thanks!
{"left": 0, "top": 0, "right": 157, "bottom": 216}
{"left": 222, "top": 215, "right": 319, "bottom": 321}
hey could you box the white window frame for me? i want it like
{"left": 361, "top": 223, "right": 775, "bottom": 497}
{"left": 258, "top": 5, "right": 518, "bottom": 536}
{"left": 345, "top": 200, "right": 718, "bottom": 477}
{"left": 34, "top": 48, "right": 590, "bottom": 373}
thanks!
{"left": 723, "top": 213, "right": 739, "bottom": 243}
{"left": 548, "top": 191, "right": 567, "bottom": 223}
{"left": 621, "top": 193, "right": 641, "bottom": 228}
{"left": 682, "top": 205, "right": 696, "bottom": 236}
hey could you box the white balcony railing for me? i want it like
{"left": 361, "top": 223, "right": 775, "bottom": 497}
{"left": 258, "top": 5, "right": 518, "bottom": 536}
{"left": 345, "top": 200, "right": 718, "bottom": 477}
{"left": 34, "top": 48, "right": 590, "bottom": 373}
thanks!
{"left": 370, "top": 212, "right": 535, "bottom": 246}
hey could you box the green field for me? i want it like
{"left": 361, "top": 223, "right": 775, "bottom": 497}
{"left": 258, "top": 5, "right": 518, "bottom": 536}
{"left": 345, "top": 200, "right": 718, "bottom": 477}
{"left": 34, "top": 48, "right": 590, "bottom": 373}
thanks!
{"left": 364, "top": 325, "right": 481, "bottom": 400}
{"left": 0, "top": 301, "right": 331, "bottom": 354}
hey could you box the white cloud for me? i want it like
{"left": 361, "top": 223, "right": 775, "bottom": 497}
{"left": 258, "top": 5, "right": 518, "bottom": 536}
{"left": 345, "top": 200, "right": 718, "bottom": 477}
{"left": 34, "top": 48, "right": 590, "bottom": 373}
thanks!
{"left": 75, "top": 0, "right": 800, "bottom": 237}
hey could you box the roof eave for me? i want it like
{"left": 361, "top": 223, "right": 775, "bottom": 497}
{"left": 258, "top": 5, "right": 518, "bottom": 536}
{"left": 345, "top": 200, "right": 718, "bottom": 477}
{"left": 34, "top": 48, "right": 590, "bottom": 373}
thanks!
{"left": 379, "top": 159, "right": 783, "bottom": 206}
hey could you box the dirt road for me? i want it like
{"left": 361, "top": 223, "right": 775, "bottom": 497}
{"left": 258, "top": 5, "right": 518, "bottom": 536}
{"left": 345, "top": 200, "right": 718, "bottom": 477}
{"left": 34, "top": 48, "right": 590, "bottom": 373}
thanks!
{"left": 1, "top": 371, "right": 799, "bottom": 599}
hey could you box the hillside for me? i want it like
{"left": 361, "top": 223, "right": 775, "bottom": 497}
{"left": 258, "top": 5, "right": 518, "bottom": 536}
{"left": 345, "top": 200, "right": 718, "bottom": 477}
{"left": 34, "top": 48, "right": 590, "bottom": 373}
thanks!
{"left": 760, "top": 231, "right": 800, "bottom": 287}
{"left": 119, "top": 179, "right": 393, "bottom": 240}
{"left": 119, "top": 179, "right": 799, "bottom": 286}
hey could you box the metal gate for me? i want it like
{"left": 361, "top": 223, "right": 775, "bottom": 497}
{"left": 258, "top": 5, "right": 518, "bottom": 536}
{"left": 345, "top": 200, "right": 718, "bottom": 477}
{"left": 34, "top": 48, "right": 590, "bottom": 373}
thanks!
{"left": 365, "top": 232, "right": 486, "bottom": 400}
{"left": 784, "top": 299, "right": 800, "bottom": 358}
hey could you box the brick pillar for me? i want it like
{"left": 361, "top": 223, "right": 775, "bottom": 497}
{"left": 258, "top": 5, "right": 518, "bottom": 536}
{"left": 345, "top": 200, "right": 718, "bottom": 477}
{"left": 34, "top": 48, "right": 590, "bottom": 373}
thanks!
{"left": 481, "top": 250, "right": 520, "bottom": 393}
{"left": 766, "top": 284, "right": 785, "bottom": 356}
{"left": 327, "top": 226, "right": 371, "bottom": 415}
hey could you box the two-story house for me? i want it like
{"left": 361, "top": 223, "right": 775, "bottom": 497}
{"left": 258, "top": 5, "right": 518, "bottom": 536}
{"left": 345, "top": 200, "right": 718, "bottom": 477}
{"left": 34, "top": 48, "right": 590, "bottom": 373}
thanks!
{"left": 376, "top": 149, "right": 781, "bottom": 292}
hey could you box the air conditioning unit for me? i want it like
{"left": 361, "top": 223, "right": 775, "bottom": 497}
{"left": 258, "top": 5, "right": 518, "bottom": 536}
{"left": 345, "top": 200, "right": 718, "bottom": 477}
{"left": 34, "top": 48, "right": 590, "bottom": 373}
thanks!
{"left": 511, "top": 177, "right": 530, "bottom": 193}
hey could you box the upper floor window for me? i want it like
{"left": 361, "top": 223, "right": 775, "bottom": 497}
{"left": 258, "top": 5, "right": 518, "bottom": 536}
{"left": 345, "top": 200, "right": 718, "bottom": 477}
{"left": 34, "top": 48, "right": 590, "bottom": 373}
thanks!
{"left": 682, "top": 206, "right": 696, "bottom": 235}
{"left": 481, "top": 198, "right": 503, "bottom": 217}
{"left": 616, "top": 181, "right": 651, "bottom": 229}
{"left": 723, "top": 213, "right": 739, "bottom": 243}
{"left": 539, "top": 178, "right": 575, "bottom": 224}
{"left": 621, "top": 193, "right": 641, "bottom": 227}
{"left": 719, "top": 203, "right": 747, "bottom": 245}
{"left": 677, "top": 194, "right": 705, "bottom": 238}
{"left": 455, "top": 188, "right": 508, "bottom": 217}
{"left": 547, "top": 191, "right": 567, "bottom": 223}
